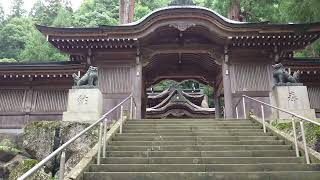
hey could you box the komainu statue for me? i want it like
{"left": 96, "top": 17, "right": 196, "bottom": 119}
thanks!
{"left": 72, "top": 66, "right": 98, "bottom": 87}
{"left": 272, "top": 63, "right": 300, "bottom": 85}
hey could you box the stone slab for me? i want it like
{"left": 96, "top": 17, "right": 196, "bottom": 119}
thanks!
{"left": 62, "top": 89, "right": 103, "bottom": 123}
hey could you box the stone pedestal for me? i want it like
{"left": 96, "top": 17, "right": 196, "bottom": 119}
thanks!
{"left": 63, "top": 89, "right": 103, "bottom": 123}
{"left": 272, "top": 86, "right": 316, "bottom": 120}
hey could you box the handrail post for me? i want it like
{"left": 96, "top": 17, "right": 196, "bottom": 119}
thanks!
{"left": 120, "top": 105, "right": 124, "bottom": 134}
{"left": 242, "top": 96, "right": 246, "bottom": 119}
{"left": 261, "top": 105, "right": 266, "bottom": 133}
{"left": 97, "top": 121, "right": 103, "bottom": 165}
{"left": 291, "top": 117, "right": 299, "bottom": 157}
{"left": 58, "top": 150, "right": 66, "bottom": 180}
{"left": 236, "top": 107, "right": 239, "bottom": 119}
{"left": 102, "top": 119, "right": 108, "bottom": 158}
{"left": 130, "top": 96, "right": 133, "bottom": 119}
{"left": 300, "top": 121, "right": 310, "bottom": 164}
{"left": 134, "top": 106, "right": 137, "bottom": 119}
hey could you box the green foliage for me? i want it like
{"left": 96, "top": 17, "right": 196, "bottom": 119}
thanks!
{"left": 134, "top": 0, "right": 170, "bottom": 20}
{"left": 19, "top": 30, "right": 68, "bottom": 62}
{"left": 134, "top": 1, "right": 152, "bottom": 21}
{"left": 73, "top": 0, "right": 119, "bottom": 27}
{"left": 278, "top": 0, "right": 320, "bottom": 23}
{"left": 271, "top": 122, "right": 293, "bottom": 133}
{"left": 9, "top": 0, "right": 26, "bottom": 19}
{"left": 0, "top": 58, "right": 18, "bottom": 63}
{"left": 272, "top": 121, "right": 320, "bottom": 145}
{"left": 30, "top": 0, "right": 51, "bottom": 25}
{"left": 152, "top": 80, "right": 176, "bottom": 91}
{"left": 203, "top": 85, "right": 214, "bottom": 107}
{"left": 0, "top": 17, "right": 34, "bottom": 60}
{"left": 52, "top": 7, "right": 73, "bottom": 27}
{"left": 304, "top": 122, "right": 320, "bottom": 144}
{"left": 44, "top": 0, "right": 65, "bottom": 25}
{"left": 0, "top": 3, "right": 5, "bottom": 25}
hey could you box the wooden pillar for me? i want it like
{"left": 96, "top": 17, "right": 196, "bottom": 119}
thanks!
{"left": 23, "top": 87, "right": 33, "bottom": 124}
{"left": 134, "top": 53, "right": 142, "bottom": 119}
{"left": 214, "top": 96, "right": 221, "bottom": 118}
{"left": 222, "top": 47, "right": 233, "bottom": 118}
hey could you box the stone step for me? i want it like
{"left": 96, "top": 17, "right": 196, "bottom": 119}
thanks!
{"left": 89, "top": 163, "right": 320, "bottom": 172}
{"left": 106, "top": 150, "right": 296, "bottom": 157}
{"left": 100, "top": 157, "right": 304, "bottom": 164}
{"left": 83, "top": 171, "right": 320, "bottom": 180}
{"left": 110, "top": 140, "right": 285, "bottom": 146}
{"left": 123, "top": 129, "right": 263, "bottom": 133}
{"left": 117, "top": 132, "right": 272, "bottom": 136}
{"left": 132, "top": 119, "right": 248, "bottom": 121}
{"left": 125, "top": 124, "right": 261, "bottom": 127}
{"left": 113, "top": 136, "right": 278, "bottom": 141}
{"left": 108, "top": 145, "right": 292, "bottom": 151}
{"left": 126, "top": 120, "right": 253, "bottom": 125}
{"left": 124, "top": 126, "right": 262, "bottom": 130}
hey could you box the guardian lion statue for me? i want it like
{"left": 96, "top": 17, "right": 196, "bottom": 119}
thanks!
{"left": 72, "top": 66, "right": 98, "bottom": 87}
{"left": 272, "top": 63, "right": 300, "bottom": 84}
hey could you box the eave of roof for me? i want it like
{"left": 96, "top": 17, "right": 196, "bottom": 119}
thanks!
{"left": 0, "top": 61, "right": 86, "bottom": 78}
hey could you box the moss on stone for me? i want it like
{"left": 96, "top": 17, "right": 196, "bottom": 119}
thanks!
{"left": 0, "top": 145, "right": 21, "bottom": 154}
{"left": 0, "top": 138, "right": 16, "bottom": 148}
{"left": 26, "top": 121, "right": 61, "bottom": 130}
{"left": 8, "top": 159, "right": 50, "bottom": 180}
{"left": 0, "top": 138, "right": 21, "bottom": 154}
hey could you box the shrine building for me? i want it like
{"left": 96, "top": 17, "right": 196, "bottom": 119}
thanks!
{"left": 1, "top": 6, "right": 320, "bottom": 128}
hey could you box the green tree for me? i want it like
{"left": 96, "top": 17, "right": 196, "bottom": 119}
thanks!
{"left": 0, "top": 3, "right": 5, "bottom": 25}
{"left": 279, "top": 0, "right": 320, "bottom": 23}
{"left": 19, "top": 30, "right": 67, "bottom": 62}
{"left": 52, "top": 7, "right": 73, "bottom": 27}
{"left": 30, "top": 0, "right": 49, "bottom": 25}
{"left": 0, "top": 17, "right": 34, "bottom": 60}
{"left": 134, "top": 0, "right": 169, "bottom": 20}
{"left": 73, "top": 0, "right": 118, "bottom": 27}
{"left": 9, "top": 0, "right": 26, "bottom": 18}
{"left": 44, "top": 0, "right": 64, "bottom": 25}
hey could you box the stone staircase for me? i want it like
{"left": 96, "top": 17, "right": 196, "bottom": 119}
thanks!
{"left": 83, "top": 118, "right": 320, "bottom": 180}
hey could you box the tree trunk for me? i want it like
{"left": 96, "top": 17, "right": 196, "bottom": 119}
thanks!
{"left": 119, "top": 0, "right": 135, "bottom": 24}
{"left": 228, "top": 0, "right": 242, "bottom": 21}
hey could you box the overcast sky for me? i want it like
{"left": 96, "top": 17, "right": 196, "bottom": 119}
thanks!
{"left": 0, "top": 0, "right": 84, "bottom": 15}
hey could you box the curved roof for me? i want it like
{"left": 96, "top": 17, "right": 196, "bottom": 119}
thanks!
{"left": 37, "top": 6, "right": 320, "bottom": 36}
{"left": 36, "top": 6, "right": 320, "bottom": 53}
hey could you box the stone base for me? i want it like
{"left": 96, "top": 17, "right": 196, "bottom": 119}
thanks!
{"left": 62, "top": 112, "right": 102, "bottom": 123}
{"left": 278, "top": 109, "right": 316, "bottom": 120}
{"left": 272, "top": 86, "right": 316, "bottom": 120}
{"left": 62, "top": 88, "right": 103, "bottom": 123}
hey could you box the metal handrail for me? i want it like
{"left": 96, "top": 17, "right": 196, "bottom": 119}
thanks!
{"left": 235, "top": 94, "right": 320, "bottom": 164}
{"left": 18, "top": 94, "right": 136, "bottom": 180}
{"left": 242, "top": 95, "right": 320, "bottom": 126}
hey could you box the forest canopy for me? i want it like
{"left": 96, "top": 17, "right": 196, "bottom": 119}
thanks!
{"left": 0, "top": 0, "right": 319, "bottom": 62}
